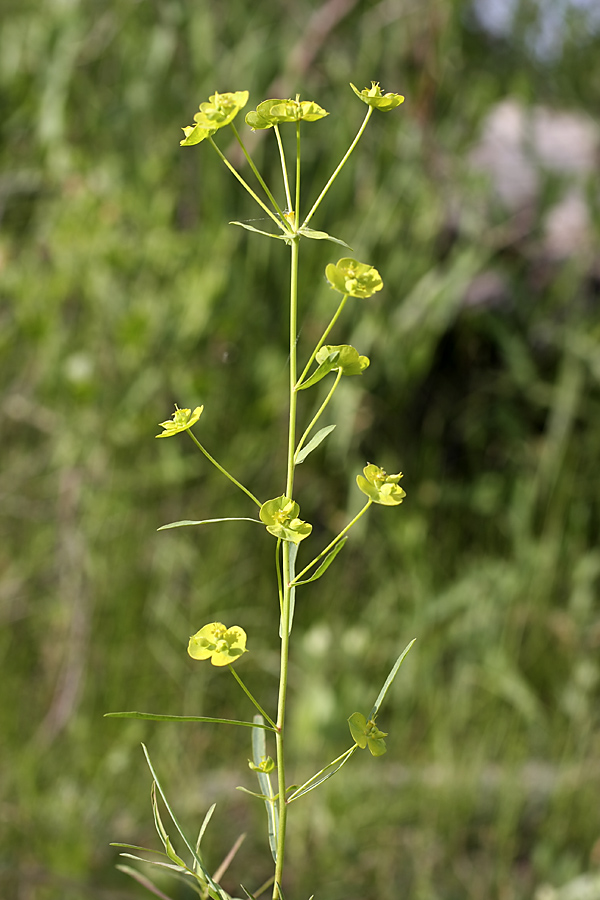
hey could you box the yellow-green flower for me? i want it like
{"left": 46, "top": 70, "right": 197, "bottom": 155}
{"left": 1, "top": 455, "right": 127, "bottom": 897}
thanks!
{"left": 350, "top": 81, "right": 405, "bottom": 111}
{"left": 348, "top": 712, "right": 388, "bottom": 756}
{"left": 357, "top": 464, "right": 406, "bottom": 506}
{"left": 325, "top": 258, "right": 383, "bottom": 299}
{"left": 180, "top": 90, "right": 249, "bottom": 146}
{"left": 246, "top": 98, "right": 328, "bottom": 130}
{"left": 156, "top": 405, "right": 203, "bottom": 438}
{"left": 188, "top": 622, "right": 248, "bottom": 667}
{"left": 259, "top": 495, "right": 312, "bottom": 543}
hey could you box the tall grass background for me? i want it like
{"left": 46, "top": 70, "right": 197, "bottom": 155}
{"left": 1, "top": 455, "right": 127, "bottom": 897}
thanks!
{"left": 1, "top": 0, "right": 599, "bottom": 897}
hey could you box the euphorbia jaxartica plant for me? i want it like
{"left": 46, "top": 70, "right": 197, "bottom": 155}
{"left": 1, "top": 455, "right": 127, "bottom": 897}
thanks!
{"left": 108, "top": 81, "right": 414, "bottom": 900}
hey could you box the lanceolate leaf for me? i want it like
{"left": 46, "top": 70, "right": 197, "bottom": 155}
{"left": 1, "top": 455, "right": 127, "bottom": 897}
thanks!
{"left": 116, "top": 864, "right": 177, "bottom": 900}
{"left": 252, "top": 716, "right": 279, "bottom": 863}
{"left": 229, "top": 221, "right": 292, "bottom": 242}
{"left": 142, "top": 746, "right": 229, "bottom": 900}
{"left": 104, "top": 711, "right": 275, "bottom": 731}
{"left": 298, "top": 225, "right": 352, "bottom": 249}
{"left": 295, "top": 425, "right": 336, "bottom": 464}
{"left": 370, "top": 638, "right": 416, "bottom": 719}
{"left": 286, "top": 746, "right": 357, "bottom": 803}
{"left": 296, "top": 355, "right": 337, "bottom": 390}
{"left": 283, "top": 542, "right": 298, "bottom": 636}
{"left": 292, "top": 537, "right": 347, "bottom": 586}
{"left": 157, "top": 518, "right": 262, "bottom": 531}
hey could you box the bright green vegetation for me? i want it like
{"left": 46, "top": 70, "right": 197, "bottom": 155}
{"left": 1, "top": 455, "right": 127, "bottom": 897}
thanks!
{"left": 1, "top": 1, "right": 599, "bottom": 899}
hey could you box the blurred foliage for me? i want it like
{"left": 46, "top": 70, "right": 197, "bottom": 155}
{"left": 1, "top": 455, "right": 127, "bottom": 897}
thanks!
{"left": 1, "top": 0, "right": 600, "bottom": 898}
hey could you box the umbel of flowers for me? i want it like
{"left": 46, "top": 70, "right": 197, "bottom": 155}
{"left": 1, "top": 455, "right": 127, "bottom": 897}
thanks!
{"left": 109, "top": 82, "right": 413, "bottom": 900}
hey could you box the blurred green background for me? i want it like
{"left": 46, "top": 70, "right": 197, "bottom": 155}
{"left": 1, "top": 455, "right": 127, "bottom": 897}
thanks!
{"left": 2, "top": 0, "right": 600, "bottom": 898}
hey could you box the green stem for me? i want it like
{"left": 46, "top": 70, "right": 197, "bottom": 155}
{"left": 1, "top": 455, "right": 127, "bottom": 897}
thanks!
{"left": 228, "top": 666, "right": 277, "bottom": 730}
{"left": 272, "top": 231, "right": 300, "bottom": 900}
{"left": 275, "top": 125, "right": 294, "bottom": 218}
{"left": 294, "top": 369, "right": 342, "bottom": 462}
{"left": 302, "top": 107, "right": 373, "bottom": 228}
{"left": 290, "top": 499, "right": 372, "bottom": 585}
{"left": 186, "top": 431, "right": 261, "bottom": 507}
{"left": 294, "top": 121, "right": 301, "bottom": 226}
{"left": 230, "top": 122, "right": 286, "bottom": 221}
{"left": 208, "top": 136, "right": 284, "bottom": 232}
{"left": 295, "top": 295, "right": 348, "bottom": 388}
{"left": 286, "top": 240, "right": 300, "bottom": 500}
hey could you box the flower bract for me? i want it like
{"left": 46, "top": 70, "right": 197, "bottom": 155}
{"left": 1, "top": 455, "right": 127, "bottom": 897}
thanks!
{"left": 348, "top": 712, "right": 388, "bottom": 756}
{"left": 248, "top": 756, "right": 275, "bottom": 773}
{"left": 350, "top": 81, "right": 405, "bottom": 111}
{"left": 259, "top": 495, "right": 312, "bottom": 543}
{"left": 180, "top": 90, "right": 249, "bottom": 146}
{"left": 356, "top": 464, "right": 406, "bottom": 506}
{"left": 315, "top": 344, "right": 370, "bottom": 376}
{"left": 246, "top": 98, "right": 328, "bottom": 130}
{"left": 188, "top": 622, "right": 248, "bottom": 667}
{"left": 298, "top": 344, "right": 370, "bottom": 391}
{"left": 325, "top": 258, "right": 383, "bottom": 299}
{"left": 156, "top": 405, "right": 203, "bottom": 438}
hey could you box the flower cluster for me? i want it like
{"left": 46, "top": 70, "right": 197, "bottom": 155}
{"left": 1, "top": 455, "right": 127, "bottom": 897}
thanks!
{"left": 180, "top": 90, "right": 249, "bottom": 146}
{"left": 348, "top": 712, "right": 388, "bottom": 756}
{"left": 350, "top": 81, "right": 405, "bottom": 111}
{"left": 245, "top": 98, "right": 328, "bottom": 130}
{"left": 156, "top": 405, "right": 203, "bottom": 438}
{"left": 259, "top": 495, "right": 312, "bottom": 543}
{"left": 326, "top": 258, "right": 383, "bottom": 299}
{"left": 357, "top": 464, "right": 406, "bottom": 506}
{"left": 187, "top": 622, "right": 248, "bottom": 667}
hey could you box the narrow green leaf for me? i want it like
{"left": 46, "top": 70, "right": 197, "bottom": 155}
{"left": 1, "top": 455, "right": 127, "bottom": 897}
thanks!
{"left": 157, "top": 518, "right": 261, "bottom": 531}
{"left": 165, "top": 836, "right": 188, "bottom": 869}
{"left": 229, "top": 221, "right": 291, "bottom": 242}
{"left": 251, "top": 716, "right": 279, "bottom": 862}
{"left": 298, "top": 225, "right": 352, "bottom": 250}
{"left": 110, "top": 843, "right": 170, "bottom": 856}
{"left": 142, "top": 745, "right": 228, "bottom": 900}
{"left": 117, "top": 853, "right": 184, "bottom": 872}
{"left": 195, "top": 803, "right": 216, "bottom": 859}
{"left": 287, "top": 542, "right": 298, "bottom": 636}
{"left": 295, "top": 425, "right": 336, "bottom": 464}
{"left": 116, "top": 864, "right": 176, "bottom": 900}
{"left": 370, "top": 638, "right": 416, "bottom": 719}
{"left": 105, "top": 712, "right": 275, "bottom": 731}
{"left": 296, "top": 355, "right": 336, "bottom": 391}
{"left": 287, "top": 746, "right": 358, "bottom": 803}
{"left": 151, "top": 782, "right": 169, "bottom": 852}
{"left": 293, "top": 537, "right": 347, "bottom": 586}
{"left": 235, "top": 786, "right": 274, "bottom": 802}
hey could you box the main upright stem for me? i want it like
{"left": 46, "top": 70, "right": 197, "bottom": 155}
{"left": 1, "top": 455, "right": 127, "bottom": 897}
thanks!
{"left": 273, "top": 235, "right": 300, "bottom": 898}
